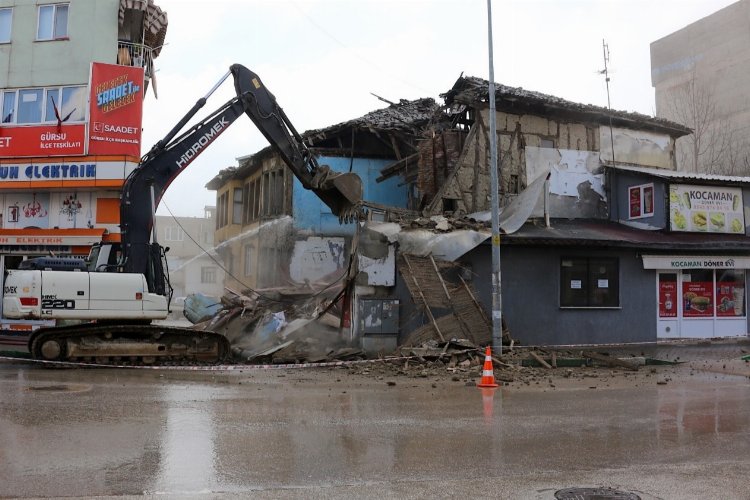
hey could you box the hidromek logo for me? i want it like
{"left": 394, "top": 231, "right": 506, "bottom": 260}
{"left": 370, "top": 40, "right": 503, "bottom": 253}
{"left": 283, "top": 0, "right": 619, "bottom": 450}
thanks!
{"left": 176, "top": 117, "right": 229, "bottom": 168}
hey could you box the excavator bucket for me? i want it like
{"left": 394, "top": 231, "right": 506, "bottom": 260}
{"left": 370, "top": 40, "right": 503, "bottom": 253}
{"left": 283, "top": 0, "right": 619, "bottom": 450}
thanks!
{"left": 330, "top": 172, "right": 363, "bottom": 206}
{"left": 311, "top": 167, "right": 364, "bottom": 223}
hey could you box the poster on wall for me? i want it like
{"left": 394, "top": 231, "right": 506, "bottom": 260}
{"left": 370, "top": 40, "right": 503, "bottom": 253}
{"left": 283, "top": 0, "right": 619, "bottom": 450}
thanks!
{"left": 629, "top": 186, "right": 641, "bottom": 218}
{"left": 658, "top": 278, "right": 677, "bottom": 318}
{"left": 682, "top": 280, "right": 714, "bottom": 317}
{"left": 716, "top": 282, "right": 745, "bottom": 317}
{"left": 669, "top": 184, "right": 744, "bottom": 233}
{"left": 629, "top": 184, "right": 654, "bottom": 219}
{"left": 88, "top": 62, "right": 144, "bottom": 157}
{"left": 4, "top": 192, "right": 50, "bottom": 229}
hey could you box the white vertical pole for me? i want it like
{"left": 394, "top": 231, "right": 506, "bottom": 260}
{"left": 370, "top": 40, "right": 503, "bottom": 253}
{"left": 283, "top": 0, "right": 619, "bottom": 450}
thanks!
{"left": 487, "top": 0, "right": 502, "bottom": 354}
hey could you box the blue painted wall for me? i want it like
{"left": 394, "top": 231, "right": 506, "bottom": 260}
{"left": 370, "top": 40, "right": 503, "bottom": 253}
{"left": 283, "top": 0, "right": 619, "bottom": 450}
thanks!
{"left": 292, "top": 156, "right": 408, "bottom": 235}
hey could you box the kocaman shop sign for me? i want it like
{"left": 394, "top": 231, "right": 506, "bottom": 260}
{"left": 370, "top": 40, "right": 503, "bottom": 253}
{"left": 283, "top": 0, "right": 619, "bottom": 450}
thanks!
{"left": 88, "top": 62, "right": 144, "bottom": 157}
{"left": 669, "top": 184, "right": 745, "bottom": 234}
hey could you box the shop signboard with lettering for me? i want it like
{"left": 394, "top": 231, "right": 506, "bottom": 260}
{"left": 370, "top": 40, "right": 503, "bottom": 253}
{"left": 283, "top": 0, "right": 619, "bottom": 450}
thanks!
{"left": 0, "top": 124, "right": 86, "bottom": 157}
{"left": 669, "top": 184, "right": 744, "bottom": 233}
{"left": 642, "top": 255, "right": 750, "bottom": 270}
{"left": 88, "top": 62, "right": 144, "bottom": 157}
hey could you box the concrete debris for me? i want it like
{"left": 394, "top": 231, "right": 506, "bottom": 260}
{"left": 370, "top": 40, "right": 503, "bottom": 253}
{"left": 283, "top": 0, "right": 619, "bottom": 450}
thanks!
{"left": 188, "top": 281, "right": 366, "bottom": 364}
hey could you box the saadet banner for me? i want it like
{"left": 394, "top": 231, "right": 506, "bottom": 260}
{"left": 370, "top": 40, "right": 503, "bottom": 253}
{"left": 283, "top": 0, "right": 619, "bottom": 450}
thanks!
{"left": 0, "top": 124, "right": 86, "bottom": 157}
{"left": 88, "top": 62, "right": 144, "bottom": 157}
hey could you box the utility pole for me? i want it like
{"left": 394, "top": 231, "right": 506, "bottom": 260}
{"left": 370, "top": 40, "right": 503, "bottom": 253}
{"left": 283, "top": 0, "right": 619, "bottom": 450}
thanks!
{"left": 487, "top": 0, "right": 502, "bottom": 354}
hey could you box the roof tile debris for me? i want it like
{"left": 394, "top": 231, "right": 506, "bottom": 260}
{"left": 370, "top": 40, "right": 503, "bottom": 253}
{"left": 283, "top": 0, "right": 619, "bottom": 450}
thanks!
{"left": 304, "top": 98, "right": 440, "bottom": 140}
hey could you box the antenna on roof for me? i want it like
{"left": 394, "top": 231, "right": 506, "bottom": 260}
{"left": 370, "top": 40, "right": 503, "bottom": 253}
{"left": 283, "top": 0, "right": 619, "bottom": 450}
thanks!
{"left": 601, "top": 39, "right": 616, "bottom": 166}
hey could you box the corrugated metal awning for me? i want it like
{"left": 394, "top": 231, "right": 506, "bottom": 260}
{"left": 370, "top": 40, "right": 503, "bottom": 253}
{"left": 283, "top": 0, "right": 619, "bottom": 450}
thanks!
{"left": 502, "top": 219, "right": 750, "bottom": 251}
{"left": 608, "top": 164, "right": 750, "bottom": 185}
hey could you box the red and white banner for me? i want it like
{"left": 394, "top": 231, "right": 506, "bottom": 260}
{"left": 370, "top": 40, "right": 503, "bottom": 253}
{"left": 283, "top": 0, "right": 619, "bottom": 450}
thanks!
{"left": 88, "top": 62, "right": 144, "bottom": 157}
{"left": 0, "top": 124, "right": 86, "bottom": 157}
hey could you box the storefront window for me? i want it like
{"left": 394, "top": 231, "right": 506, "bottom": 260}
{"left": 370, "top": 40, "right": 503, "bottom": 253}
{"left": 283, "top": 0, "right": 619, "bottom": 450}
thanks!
{"left": 560, "top": 257, "right": 619, "bottom": 308}
{"left": 682, "top": 269, "right": 714, "bottom": 317}
{"left": 717, "top": 270, "right": 745, "bottom": 317}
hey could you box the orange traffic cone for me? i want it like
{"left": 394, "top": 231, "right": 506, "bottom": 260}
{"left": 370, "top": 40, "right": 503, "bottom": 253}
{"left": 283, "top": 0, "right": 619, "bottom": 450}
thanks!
{"left": 476, "top": 346, "right": 499, "bottom": 388}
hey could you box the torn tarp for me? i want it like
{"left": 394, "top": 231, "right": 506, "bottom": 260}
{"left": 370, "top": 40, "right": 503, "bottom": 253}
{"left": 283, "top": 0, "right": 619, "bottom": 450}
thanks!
{"left": 365, "top": 170, "right": 549, "bottom": 261}
{"left": 365, "top": 222, "right": 490, "bottom": 262}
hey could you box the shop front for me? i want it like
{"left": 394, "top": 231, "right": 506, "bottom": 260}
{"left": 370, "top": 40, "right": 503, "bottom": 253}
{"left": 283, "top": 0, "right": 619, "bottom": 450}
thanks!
{"left": 644, "top": 255, "right": 750, "bottom": 338}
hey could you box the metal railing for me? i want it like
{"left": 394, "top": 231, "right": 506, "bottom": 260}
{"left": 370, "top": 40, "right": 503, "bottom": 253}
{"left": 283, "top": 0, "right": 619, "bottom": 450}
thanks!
{"left": 117, "top": 41, "right": 154, "bottom": 75}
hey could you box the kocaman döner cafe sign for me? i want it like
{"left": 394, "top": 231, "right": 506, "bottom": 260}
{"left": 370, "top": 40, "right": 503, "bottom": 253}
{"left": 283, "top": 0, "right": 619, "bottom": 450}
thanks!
{"left": 669, "top": 184, "right": 744, "bottom": 234}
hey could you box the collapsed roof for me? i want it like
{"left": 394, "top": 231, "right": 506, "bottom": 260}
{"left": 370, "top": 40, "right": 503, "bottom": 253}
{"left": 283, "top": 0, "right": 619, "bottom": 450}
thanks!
{"left": 208, "top": 97, "right": 440, "bottom": 188}
{"left": 443, "top": 75, "right": 692, "bottom": 137}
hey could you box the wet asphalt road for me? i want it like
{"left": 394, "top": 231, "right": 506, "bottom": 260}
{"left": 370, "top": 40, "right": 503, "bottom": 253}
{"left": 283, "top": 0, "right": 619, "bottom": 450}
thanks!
{"left": 1, "top": 361, "right": 749, "bottom": 499}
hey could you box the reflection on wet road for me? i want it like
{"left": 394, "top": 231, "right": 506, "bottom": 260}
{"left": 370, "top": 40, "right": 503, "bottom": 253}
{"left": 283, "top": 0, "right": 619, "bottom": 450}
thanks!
{"left": 1, "top": 366, "right": 749, "bottom": 498}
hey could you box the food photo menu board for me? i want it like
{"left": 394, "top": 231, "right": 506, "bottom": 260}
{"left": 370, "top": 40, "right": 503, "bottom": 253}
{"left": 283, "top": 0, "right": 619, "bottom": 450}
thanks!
{"left": 682, "top": 280, "right": 713, "bottom": 318}
{"left": 669, "top": 184, "right": 744, "bottom": 233}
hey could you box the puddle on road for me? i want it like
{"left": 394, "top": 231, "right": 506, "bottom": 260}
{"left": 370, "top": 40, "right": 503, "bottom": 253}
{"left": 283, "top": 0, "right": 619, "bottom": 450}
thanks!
{"left": 24, "top": 384, "right": 92, "bottom": 393}
{"left": 555, "top": 487, "right": 641, "bottom": 499}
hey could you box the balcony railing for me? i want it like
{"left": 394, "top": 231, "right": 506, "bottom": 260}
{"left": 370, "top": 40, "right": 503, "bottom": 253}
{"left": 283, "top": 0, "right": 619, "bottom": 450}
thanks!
{"left": 117, "top": 41, "right": 154, "bottom": 76}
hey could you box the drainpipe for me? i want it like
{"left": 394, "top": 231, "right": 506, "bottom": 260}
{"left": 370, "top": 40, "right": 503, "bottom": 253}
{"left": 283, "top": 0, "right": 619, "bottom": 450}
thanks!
{"left": 544, "top": 176, "right": 551, "bottom": 228}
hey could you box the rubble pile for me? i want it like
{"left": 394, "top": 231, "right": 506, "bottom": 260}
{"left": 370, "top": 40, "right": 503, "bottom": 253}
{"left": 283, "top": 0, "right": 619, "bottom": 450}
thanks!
{"left": 179, "top": 288, "right": 679, "bottom": 388}
{"left": 187, "top": 287, "right": 366, "bottom": 364}
{"left": 340, "top": 339, "right": 680, "bottom": 388}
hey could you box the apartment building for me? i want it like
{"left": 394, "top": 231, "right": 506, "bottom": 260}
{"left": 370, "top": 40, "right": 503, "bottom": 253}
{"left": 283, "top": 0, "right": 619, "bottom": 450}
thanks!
{"left": 155, "top": 206, "right": 224, "bottom": 304}
{"left": 651, "top": 0, "right": 750, "bottom": 174}
{"left": 0, "top": 0, "right": 167, "bottom": 329}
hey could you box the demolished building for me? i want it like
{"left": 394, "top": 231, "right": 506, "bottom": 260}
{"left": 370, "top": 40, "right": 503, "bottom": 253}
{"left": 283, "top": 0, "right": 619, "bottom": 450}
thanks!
{"left": 206, "top": 74, "right": 750, "bottom": 356}
{"left": 205, "top": 97, "right": 441, "bottom": 353}
{"left": 377, "top": 76, "right": 750, "bottom": 347}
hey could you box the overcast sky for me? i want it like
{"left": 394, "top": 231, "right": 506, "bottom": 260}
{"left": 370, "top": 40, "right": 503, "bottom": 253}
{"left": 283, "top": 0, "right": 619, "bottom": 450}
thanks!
{"left": 145, "top": 0, "right": 738, "bottom": 217}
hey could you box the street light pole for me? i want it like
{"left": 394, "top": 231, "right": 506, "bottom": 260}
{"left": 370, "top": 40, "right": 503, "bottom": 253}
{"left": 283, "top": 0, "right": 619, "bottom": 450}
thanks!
{"left": 486, "top": 0, "right": 502, "bottom": 354}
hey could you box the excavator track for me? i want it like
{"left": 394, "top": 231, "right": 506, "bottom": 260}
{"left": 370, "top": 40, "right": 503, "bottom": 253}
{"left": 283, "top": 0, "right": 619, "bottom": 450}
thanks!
{"left": 28, "top": 323, "right": 230, "bottom": 365}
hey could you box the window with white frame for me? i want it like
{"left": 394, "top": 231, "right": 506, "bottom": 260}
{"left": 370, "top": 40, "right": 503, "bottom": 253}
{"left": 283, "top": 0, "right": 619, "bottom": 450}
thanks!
{"left": 164, "top": 226, "right": 184, "bottom": 242}
{"left": 0, "top": 8, "right": 12, "bottom": 43}
{"left": 2, "top": 86, "right": 85, "bottom": 124}
{"left": 232, "top": 187, "right": 243, "bottom": 225}
{"left": 201, "top": 266, "right": 217, "bottom": 284}
{"left": 628, "top": 183, "right": 654, "bottom": 219}
{"left": 37, "top": 3, "right": 68, "bottom": 41}
{"left": 244, "top": 245, "right": 253, "bottom": 276}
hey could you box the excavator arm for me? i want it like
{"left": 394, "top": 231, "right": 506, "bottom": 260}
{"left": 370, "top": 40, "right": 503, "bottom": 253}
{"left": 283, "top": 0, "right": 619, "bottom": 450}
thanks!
{"left": 120, "top": 64, "right": 363, "bottom": 289}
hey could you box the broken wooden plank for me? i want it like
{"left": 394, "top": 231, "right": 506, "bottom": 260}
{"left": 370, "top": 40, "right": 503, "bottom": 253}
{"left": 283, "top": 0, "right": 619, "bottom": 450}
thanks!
{"left": 582, "top": 351, "right": 639, "bottom": 371}
{"left": 551, "top": 351, "right": 557, "bottom": 369}
{"left": 491, "top": 355, "right": 515, "bottom": 369}
{"left": 424, "top": 125, "right": 478, "bottom": 215}
{"left": 529, "top": 351, "right": 553, "bottom": 369}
